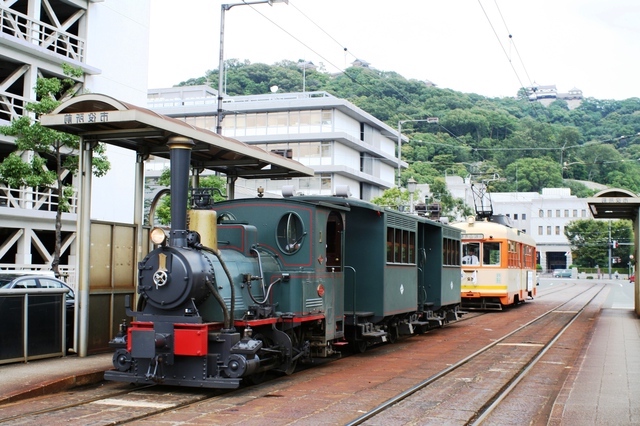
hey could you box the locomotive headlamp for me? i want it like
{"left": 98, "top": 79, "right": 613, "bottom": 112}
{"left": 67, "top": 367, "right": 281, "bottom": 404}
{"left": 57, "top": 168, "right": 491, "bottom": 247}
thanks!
{"left": 317, "top": 284, "right": 325, "bottom": 297}
{"left": 150, "top": 227, "right": 167, "bottom": 245}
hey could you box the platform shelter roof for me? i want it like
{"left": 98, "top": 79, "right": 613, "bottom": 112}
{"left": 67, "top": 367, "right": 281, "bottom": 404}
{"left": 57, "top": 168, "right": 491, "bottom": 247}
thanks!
{"left": 40, "top": 93, "right": 313, "bottom": 179}
{"left": 586, "top": 188, "right": 640, "bottom": 220}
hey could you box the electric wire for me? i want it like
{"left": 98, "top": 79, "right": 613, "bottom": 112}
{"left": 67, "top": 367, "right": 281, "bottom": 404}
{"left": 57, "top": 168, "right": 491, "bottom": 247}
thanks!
{"left": 232, "top": 2, "right": 635, "bottom": 177}
{"left": 237, "top": 0, "right": 431, "bottom": 122}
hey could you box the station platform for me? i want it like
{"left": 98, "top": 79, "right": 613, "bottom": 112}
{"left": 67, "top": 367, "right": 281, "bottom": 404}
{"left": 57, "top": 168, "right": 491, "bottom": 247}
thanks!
{"left": 1, "top": 295, "right": 639, "bottom": 424}
{"left": 0, "top": 352, "right": 112, "bottom": 405}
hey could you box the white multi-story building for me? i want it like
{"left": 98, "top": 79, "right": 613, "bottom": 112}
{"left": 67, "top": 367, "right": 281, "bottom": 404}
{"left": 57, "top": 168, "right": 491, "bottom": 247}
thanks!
{"left": 446, "top": 177, "right": 593, "bottom": 271}
{"left": 0, "top": 1, "right": 150, "bottom": 269}
{"left": 147, "top": 86, "right": 405, "bottom": 201}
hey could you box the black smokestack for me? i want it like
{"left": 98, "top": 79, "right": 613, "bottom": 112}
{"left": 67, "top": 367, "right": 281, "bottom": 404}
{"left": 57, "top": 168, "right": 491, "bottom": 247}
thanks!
{"left": 167, "top": 136, "right": 195, "bottom": 247}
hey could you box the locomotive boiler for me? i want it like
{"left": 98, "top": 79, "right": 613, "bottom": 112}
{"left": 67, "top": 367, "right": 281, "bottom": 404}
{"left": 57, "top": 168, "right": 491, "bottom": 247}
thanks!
{"left": 105, "top": 137, "right": 345, "bottom": 388}
{"left": 104, "top": 137, "right": 464, "bottom": 390}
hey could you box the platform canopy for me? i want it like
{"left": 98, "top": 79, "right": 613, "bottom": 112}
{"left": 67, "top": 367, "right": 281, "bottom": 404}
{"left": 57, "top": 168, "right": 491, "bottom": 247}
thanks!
{"left": 586, "top": 188, "right": 640, "bottom": 220}
{"left": 40, "top": 93, "right": 314, "bottom": 179}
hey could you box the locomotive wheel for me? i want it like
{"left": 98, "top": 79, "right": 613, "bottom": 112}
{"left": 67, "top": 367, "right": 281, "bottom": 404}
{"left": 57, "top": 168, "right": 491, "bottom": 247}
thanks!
{"left": 352, "top": 340, "right": 367, "bottom": 353}
{"left": 248, "top": 371, "right": 267, "bottom": 385}
{"left": 284, "top": 329, "right": 300, "bottom": 375}
{"left": 387, "top": 325, "right": 399, "bottom": 344}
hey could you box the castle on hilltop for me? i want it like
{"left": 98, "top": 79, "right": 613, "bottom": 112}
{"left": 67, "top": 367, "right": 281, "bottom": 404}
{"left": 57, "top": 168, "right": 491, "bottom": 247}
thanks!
{"left": 523, "top": 83, "right": 583, "bottom": 109}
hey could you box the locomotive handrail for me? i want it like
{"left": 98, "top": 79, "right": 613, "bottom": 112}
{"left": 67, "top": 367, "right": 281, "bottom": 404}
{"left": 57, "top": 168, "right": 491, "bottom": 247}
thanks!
{"left": 200, "top": 245, "right": 235, "bottom": 331}
{"left": 344, "top": 265, "right": 357, "bottom": 341}
{"left": 250, "top": 246, "right": 266, "bottom": 297}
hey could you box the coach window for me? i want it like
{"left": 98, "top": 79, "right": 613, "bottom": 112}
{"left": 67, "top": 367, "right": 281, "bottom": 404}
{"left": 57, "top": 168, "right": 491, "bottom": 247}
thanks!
{"left": 483, "top": 241, "right": 501, "bottom": 266}
{"left": 277, "top": 212, "right": 305, "bottom": 254}
{"left": 386, "top": 226, "right": 416, "bottom": 264}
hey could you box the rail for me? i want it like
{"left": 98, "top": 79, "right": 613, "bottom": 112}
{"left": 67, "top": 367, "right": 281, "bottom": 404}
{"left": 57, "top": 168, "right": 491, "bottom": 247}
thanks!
{"left": 0, "top": 90, "right": 29, "bottom": 123}
{"left": 0, "top": 288, "right": 70, "bottom": 364}
{"left": 0, "top": 6, "right": 85, "bottom": 62}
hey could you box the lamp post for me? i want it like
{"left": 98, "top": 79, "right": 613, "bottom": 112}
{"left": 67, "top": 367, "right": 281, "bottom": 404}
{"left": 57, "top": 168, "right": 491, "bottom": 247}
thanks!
{"left": 397, "top": 117, "right": 438, "bottom": 187}
{"left": 217, "top": 0, "right": 288, "bottom": 134}
{"left": 407, "top": 176, "right": 417, "bottom": 213}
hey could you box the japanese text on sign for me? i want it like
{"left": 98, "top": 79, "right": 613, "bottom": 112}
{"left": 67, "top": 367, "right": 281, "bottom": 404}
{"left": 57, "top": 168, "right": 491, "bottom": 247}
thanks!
{"left": 63, "top": 112, "right": 109, "bottom": 124}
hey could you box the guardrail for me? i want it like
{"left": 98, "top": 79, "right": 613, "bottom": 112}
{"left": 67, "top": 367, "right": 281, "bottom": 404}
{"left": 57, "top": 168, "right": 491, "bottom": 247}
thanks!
{"left": 0, "top": 6, "right": 85, "bottom": 62}
{"left": 0, "top": 184, "right": 78, "bottom": 214}
{"left": 0, "top": 288, "right": 71, "bottom": 364}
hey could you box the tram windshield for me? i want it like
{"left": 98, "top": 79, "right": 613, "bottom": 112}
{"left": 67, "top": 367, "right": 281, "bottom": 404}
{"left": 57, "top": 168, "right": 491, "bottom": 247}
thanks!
{"left": 462, "top": 243, "right": 480, "bottom": 265}
{"left": 482, "top": 241, "right": 501, "bottom": 266}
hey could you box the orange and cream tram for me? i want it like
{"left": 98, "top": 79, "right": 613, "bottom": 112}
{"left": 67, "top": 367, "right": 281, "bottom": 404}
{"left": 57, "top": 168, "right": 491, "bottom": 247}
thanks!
{"left": 452, "top": 216, "right": 537, "bottom": 310}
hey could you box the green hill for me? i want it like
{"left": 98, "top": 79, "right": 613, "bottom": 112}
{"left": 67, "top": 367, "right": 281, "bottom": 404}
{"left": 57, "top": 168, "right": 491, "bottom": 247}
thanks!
{"left": 179, "top": 59, "right": 640, "bottom": 195}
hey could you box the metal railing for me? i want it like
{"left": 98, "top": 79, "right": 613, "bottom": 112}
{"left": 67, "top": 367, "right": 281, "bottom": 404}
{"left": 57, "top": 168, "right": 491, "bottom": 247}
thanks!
{"left": 0, "top": 184, "right": 78, "bottom": 214}
{"left": 0, "top": 6, "right": 85, "bottom": 62}
{"left": 0, "top": 288, "right": 71, "bottom": 364}
{"left": 0, "top": 91, "right": 29, "bottom": 123}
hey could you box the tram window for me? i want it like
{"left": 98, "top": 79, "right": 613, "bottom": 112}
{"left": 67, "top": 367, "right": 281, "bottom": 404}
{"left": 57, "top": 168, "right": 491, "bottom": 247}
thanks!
{"left": 462, "top": 242, "right": 480, "bottom": 265}
{"left": 483, "top": 241, "right": 501, "bottom": 266}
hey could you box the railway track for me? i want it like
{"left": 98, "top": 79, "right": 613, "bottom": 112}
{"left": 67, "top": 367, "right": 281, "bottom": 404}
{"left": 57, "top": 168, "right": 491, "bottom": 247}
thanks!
{"left": 348, "top": 282, "right": 605, "bottom": 425}
{"left": 0, "top": 281, "right": 604, "bottom": 425}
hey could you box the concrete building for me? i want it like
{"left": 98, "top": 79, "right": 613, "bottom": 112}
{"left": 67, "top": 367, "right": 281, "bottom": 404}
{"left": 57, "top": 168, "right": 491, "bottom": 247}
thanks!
{"left": 0, "top": 1, "right": 150, "bottom": 271}
{"left": 147, "top": 86, "right": 405, "bottom": 200}
{"left": 446, "top": 176, "right": 592, "bottom": 271}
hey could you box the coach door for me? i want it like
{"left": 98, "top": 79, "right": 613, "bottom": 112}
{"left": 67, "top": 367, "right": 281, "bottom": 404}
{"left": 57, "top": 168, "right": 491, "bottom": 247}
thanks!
{"left": 326, "top": 211, "right": 344, "bottom": 272}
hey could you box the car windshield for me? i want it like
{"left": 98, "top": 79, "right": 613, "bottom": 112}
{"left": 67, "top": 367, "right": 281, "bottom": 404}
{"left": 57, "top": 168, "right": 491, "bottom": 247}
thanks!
{"left": 0, "top": 275, "right": 20, "bottom": 288}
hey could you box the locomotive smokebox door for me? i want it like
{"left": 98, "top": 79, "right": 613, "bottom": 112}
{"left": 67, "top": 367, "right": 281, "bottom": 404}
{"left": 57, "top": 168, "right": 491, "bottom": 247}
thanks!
{"left": 139, "top": 247, "right": 209, "bottom": 311}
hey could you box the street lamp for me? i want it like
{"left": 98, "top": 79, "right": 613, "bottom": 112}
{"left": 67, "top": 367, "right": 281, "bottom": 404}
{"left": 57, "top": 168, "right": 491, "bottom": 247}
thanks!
{"left": 217, "top": 0, "right": 288, "bottom": 134}
{"left": 407, "top": 176, "right": 417, "bottom": 213}
{"left": 397, "top": 117, "right": 438, "bottom": 187}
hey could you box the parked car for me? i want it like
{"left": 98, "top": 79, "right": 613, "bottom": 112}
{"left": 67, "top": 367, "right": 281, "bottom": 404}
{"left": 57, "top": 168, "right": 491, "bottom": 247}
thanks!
{"left": 0, "top": 274, "right": 74, "bottom": 306}
{"left": 0, "top": 273, "right": 74, "bottom": 352}
{"left": 552, "top": 269, "right": 573, "bottom": 278}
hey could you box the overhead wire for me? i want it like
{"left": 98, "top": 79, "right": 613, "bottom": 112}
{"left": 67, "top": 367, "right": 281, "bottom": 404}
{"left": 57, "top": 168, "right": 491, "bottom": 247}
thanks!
{"left": 239, "top": 0, "right": 431, "bottom": 123}
{"left": 477, "top": 0, "right": 546, "bottom": 118}
{"left": 237, "top": 1, "right": 624, "bottom": 168}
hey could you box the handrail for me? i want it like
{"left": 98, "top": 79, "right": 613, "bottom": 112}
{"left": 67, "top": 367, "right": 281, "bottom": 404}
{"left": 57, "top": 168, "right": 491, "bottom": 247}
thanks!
{"left": 0, "top": 6, "right": 85, "bottom": 62}
{"left": 0, "top": 184, "right": 78, "bottom": 214}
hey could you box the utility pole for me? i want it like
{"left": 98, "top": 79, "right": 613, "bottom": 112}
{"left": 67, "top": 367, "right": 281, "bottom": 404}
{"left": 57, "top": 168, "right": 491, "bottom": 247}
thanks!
{"left": 608, "top": 220, "right": 612, "bottom": 279}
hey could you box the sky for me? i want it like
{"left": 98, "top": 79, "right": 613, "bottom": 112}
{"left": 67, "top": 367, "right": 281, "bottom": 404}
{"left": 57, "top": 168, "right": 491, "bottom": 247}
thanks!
{"left": 148, "top": 0, "right": 640, "bottom": 100}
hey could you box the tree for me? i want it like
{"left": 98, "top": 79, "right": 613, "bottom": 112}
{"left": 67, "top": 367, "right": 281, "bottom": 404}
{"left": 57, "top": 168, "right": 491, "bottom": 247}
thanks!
{"left": 564, "top": 219, "right": 633, "bottom": 268}
{"left": 155, "top": 169, "right": 227, "bottom": 225}
{"left": 503, "top": 158, "right": 563, "bottom": 193}
{"left": 0, "top": 65, "right": 110, "bottom": 276}
{"left": 370, "top": 186, "right": 414, "bottom": 211}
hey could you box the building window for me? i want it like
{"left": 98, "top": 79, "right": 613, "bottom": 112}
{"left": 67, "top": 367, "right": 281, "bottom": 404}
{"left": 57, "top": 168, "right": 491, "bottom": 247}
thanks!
{"left": 539, "top": 209, "right": 544, "bottom": 217}
{"left": 555, "top": 226, "right": 560, "bottom": 235}
{"left": 514, "top": 214, "right": 518, "bottom": 220}
{"left": 556, "top": 209, "right": 560, "bottom": 217}
{"left": 564, "top": 209, "right": 569, "bottom": 217}
{"left": 582, "top": 209, "right": 586, "bottom": 217}
{"left": 538, "top": 226, "right": 543, "bottom": 235}
{"left": 522, "top": 213, "right": 527, "bottom": 220}
{"left": 547, "top": 226, "right": 551, "bottom": 235}
{"left": 547, "top": 210, "right": 552, "bottom": 217}
{"left": 573, "top": 209, "right": 578, "bottom": 217}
